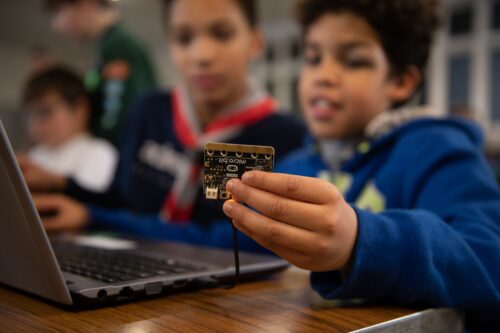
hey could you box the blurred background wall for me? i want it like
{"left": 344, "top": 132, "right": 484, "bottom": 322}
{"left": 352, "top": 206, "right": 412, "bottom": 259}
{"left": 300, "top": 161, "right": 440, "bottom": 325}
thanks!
{"left": 0, "top": 0, "right": 499, "bottom": 154}
{"left": 428, "top": 0, "right": 500, "bottom": 152}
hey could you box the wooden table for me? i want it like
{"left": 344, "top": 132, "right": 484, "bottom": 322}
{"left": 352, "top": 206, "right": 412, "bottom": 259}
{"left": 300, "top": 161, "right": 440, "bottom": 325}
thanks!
{"left": 0, "top": 268, "right": 462, "bottom": 332}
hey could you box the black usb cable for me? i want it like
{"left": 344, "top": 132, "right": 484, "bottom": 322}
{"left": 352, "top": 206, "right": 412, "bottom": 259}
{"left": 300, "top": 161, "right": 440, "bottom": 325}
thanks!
{"left": 220, "top": 221, "right": 239, "bottom": 289}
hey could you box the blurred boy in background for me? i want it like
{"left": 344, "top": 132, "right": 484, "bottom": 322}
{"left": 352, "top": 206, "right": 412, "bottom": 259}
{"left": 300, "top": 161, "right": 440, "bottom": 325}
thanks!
{"left": 45, "top": 0, "right": 157, "bottom": 147}
{"left": 222, "top": 0, "right": 500, "bottom": 331}
{"left": 18, "top": 66, "right": 117, "bottom": 193}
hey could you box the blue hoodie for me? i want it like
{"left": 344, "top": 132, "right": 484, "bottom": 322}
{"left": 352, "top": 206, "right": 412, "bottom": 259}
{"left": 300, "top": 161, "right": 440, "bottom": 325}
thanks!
{"left": 277, "top": 117, "right": 500, "bottom": 332}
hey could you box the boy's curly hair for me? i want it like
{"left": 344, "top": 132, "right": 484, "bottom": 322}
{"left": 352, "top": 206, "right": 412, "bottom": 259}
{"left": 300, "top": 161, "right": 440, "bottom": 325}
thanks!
{"left": 295, "top": 0, "right": 444, "bottom": 78}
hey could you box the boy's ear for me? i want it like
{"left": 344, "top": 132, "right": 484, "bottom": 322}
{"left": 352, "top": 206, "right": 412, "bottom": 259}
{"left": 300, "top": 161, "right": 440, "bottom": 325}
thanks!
{"left": 74, "top": 98, "right": 91, "bottom": 125}
{"left": 387, "top": 65, "right": 422, "bottom": 105}
{"left": 249, "top": 28, "right": 265, "bottom": 61}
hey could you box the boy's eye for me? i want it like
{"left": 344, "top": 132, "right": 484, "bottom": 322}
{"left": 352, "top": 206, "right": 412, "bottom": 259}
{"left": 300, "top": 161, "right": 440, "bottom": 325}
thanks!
{"left": 210, "top": 26, "right": 235, "bottom": 42}
{"left": 27, "top": 106, "right": 54, "bottom": 120}
{"left": 303, "top": 42, "right": 323, "bottom": 66}
{"left": 344, "top": 57, "right": 374, "bottom": 68}
{"left": 341, "top": 51, "right": 374, "bottom": 69}
{"left": 172, "top": 30, "right": 194, "bottom": 47}
{"left": 303, "top": 49, "right": 322, "bottom": 66}
{"left": 304, "top": 54, "right": 321, "bottom": 66}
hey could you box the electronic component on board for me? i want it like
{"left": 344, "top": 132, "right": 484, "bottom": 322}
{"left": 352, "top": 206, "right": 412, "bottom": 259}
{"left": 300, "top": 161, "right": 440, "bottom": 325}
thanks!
{"left": 203, "top": 143, "right": 275, "bottom": 200}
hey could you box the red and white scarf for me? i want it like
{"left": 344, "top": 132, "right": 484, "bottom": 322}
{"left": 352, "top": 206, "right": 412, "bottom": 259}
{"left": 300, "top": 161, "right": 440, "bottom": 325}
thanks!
{"left": 161, "top": 81, "right": 277, "bottom": 222}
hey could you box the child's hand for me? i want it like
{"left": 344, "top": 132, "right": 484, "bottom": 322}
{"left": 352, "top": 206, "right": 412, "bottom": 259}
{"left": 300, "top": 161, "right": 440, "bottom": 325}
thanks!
{"left": 33, "top": 194, "right": 90, "bottom": 232}
{"left": 223, "top": 171, "right": 358, "bottom": 272}
{"left": 17, "top": 155, "right": 67, "bottom": 192}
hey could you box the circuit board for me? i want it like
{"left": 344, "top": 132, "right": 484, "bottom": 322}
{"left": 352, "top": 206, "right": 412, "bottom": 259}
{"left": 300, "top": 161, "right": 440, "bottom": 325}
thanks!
{"left": 203, "top": 143, "right": 275, "bottom": 200}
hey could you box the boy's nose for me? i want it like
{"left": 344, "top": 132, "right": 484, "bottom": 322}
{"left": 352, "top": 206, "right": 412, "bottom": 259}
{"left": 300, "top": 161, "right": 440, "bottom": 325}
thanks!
{"left": 313, "top": 58, "right": 341, "bottom": 87}
{"left": 190, "top": 37, "right": 217, "bottom": 68}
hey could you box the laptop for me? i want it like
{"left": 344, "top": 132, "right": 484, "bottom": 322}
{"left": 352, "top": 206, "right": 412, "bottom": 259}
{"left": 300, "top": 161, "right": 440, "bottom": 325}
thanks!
{"left": 0, "top": 120, "right": 288, "bottom": 306}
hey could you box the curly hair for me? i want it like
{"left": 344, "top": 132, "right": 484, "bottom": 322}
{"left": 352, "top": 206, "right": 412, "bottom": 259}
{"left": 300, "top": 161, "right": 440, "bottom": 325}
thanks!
{"left": 162, "top": 0, "right": 258, "bottom": 27}
{"left": 295, "top": 0, "right": 444, "bottom": 78}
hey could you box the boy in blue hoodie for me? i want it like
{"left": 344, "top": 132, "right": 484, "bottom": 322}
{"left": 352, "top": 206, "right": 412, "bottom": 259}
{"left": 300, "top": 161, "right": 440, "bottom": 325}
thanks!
{"left": 222, "top": 0, "right": 500, "bottom": 331}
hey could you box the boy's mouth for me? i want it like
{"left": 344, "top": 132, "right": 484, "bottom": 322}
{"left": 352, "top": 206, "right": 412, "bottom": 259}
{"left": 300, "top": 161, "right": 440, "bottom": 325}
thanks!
{"left": 309, "top": 96, "right": 342, "bottom": 119}
{"left": 191, "top": 74, "right": 224, "bottom": 91}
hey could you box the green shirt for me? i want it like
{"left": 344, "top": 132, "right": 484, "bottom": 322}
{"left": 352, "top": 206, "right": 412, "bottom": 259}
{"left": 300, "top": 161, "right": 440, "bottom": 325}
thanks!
{"left": 85, "top": 23, "right": 157, "bottom": 147}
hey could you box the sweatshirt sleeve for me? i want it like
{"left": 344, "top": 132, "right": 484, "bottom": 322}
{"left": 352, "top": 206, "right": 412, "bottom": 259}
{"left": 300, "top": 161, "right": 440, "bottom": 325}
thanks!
{"left": 311, "top": 126, "right": 500, "bottom": 330}
{"left": 88, "top": 205, "right": 270, "bottom": 255}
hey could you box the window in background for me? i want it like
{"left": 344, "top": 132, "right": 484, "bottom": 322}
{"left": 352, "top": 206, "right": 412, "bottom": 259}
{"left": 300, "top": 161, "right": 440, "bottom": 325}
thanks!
{"left": 418, "top": 80, "right": 428, "bottom": 106}
{"left": 449, "top": 6, "right": 473, "bottom": 36}
{"left": 493, "top": 0, "right": 500, "bottom": 30}
{"left": 448, "top": 55, "right": 471, "bottom": 113}
{"left": 266, "top": 81, "right": 275, "bottom": 96}
{"left": 492, "top": 50, "right": 500, "bottom": 121}
{"left": 290, "top": 38, "right": 301, "bottom": 60}
{"left": 264, "top": 44, "right": 276, "bottom": 98}
{"left": 290, "top": 76, "right": 299, "bottom": 113}
{"left": 265, "top": 46, "right": 275, "bottom": 65}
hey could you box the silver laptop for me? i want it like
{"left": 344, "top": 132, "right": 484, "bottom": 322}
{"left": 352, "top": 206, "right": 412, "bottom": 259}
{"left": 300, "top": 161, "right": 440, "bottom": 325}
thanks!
{"left": 0, "top": 120, "right": 287, "bottom": 306}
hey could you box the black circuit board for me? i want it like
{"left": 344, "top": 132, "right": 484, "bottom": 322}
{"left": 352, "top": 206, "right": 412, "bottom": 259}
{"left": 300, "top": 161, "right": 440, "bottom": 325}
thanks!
{"left": 203, "top": 143, "right": 275, "bottom": 200}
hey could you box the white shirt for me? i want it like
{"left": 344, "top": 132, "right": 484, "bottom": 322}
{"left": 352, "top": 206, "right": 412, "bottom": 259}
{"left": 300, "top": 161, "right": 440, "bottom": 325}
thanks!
{"left": 27, "top": 133, "right": 118, "bottom": 193}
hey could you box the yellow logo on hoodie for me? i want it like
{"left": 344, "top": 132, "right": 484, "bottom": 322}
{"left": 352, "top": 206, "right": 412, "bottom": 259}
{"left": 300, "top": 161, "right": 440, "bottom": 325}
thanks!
{"left": 319, "top": 171, "right": 386, "bottom": 213}
{"left": 356, "top": 181, "right": 386, "bottom": 213}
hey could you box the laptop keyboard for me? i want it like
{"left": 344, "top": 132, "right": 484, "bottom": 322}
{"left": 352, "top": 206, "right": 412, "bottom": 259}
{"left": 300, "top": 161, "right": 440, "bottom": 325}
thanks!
{"left": 53, "top": 243, "right": 208, "bottom": 284}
